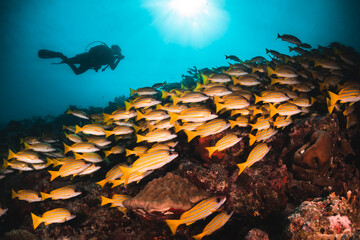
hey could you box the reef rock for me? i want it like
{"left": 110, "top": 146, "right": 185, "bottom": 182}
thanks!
{"left": 293, "top": 130, "right": 332, "bottom": 180}
{"left": 123, "top": 172, "right": 209, "bottom": 220}
{"left": 284, "top": 192, "right": 359, "bottom": 239}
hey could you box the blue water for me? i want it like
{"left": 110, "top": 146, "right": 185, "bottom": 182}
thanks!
{"left": 0, "top": 0, "right": 359, "bottom": 126}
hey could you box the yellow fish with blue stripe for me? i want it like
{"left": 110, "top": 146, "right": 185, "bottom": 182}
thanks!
{"left": 184, "top": 119, "right": 230, "bottom": 142}
{"left": 31, "top": 208, "right": 75, "bottom": 229}
{"left": 12, "top": 189, "right": 42, "bottom": 202}
{"left": 40, "top": 185, "right": 81, "bottom": 200}
{"left": 237, "top": 143, "right": 270, "bottom": 175}
{"left": 48, "top": 159, "right": 91, "bottom": 181}
{"left": 205, "top": 134, "right": 242, "bottom": 157}
{"left": 165, "top": 196, "right": 226, "bottom": 235}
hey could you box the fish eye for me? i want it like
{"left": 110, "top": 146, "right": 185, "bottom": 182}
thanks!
{"left": 216, "top": 197, "right": 221, "bottom": 203}
{"left": 226, "top": 209, "right": 232, "bottom": 215}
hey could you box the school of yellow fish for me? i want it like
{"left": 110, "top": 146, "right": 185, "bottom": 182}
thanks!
{"left": 1, "top": 34, "right": 360, "bottom": 239}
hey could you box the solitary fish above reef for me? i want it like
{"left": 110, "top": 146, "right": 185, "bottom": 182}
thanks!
{"left": 40, "top": 185, "right": 81, "bottom": 200}
{"left": 12, "top": 189, "right": 42, "bottom": 202}
{"left": 192, "top": 210, "right": 234, "bottom": 240}
{"left": 205, "top": 134, "right": 242, "bottom": 157}
{"left": 165, "top": 196, "right": 226, "bottom": 235}
{"left": 277, "top": 33, "right": 302, "bottom": 45}
{"left": 237, "top": 143, "right": 271, "bottom": 175}
{"left": 66, "top": 108, "right": 89, "bottom": 119}
{"left": 31, "top": 208, "right": 75, "bottom": 230}
{"left": 225, "top": 54, "right": 241, "bottom": 62}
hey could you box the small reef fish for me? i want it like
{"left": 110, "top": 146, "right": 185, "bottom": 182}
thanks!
{"left": 254, "top": 91, "right": 290, "bottom": 104}
{"left": 202, "top": 73, "right": 231, "bottom": 84}
{"left": 125, "top": 146, "right": 148, "bottom": 157}
{"left": 171, "top": 92, "right": 209, "bottom": 105}
{"left": 66, "top": 109, "right": 89, "bottom": 119}
{"left": 273, "top": 116, "right": 293, "bottom": 129}
{"left": 103, "top": 109, "right": 137, "bottom": 122}
{"left": 174, "top": 122, "right": 204, "bottom": 133}
{"left": 237, "top": 143, "right": 271, "bottom": 175}
{"left": 130, "top": 87, "right": 157, "bottom": 96}
{"left": 78, "top": 164, "right": 101, "bottom": 176}
{"left": 277, "top": 33, "right": 302, "bottom": 45}
{"left": 214, "top": 96, "right": 250, "bottom": 113}
{"left": 327, "top": 88, "right": 360, "bottom": 114}
{"left": 119, "top": 150, "right": 178, "bottom": 184}
{"left": 169, "top": 107, "right": 218, "bottom": 124}
{"left": 267, "top": 66, "right": 298, "bottom": 78}
{"left": 74, "top": 152, "right": 103, "bottom": 163}
{"left": 20, "top": 136, "right": 41, "bottom": 145}
{"left": 31, "top": 208, "right": 75, "bottom": 229}
{"left": 249, "top": 116, "right": 272, "bottom": 132}
{"left": 105, "top": 125, "right": 134, "bottom": 137}
{"left": 8, "top": 149, "right": 43, "bottom": 164}
{"left": 75, "top": 124, "right": 106, "bottom": 136}
{"left": 110, "top": 170, "right": 153, "bottom": 187}
{"left": 184, "top": 119, "right": 230, "bottom": 142}
{"left": 269, "top": 103, "right": 302, "bottom": 118}
{"left": 202, "top": 85, "right": 232, "bottom": 97}
{"left": 97, "top": 163, "right": 125, "bottom": 188}
{"left": 205, "top": 134, "right": 242, "bottom": 157}
{"left": 12, "top": 189, "right": 42, "bottom": 202}
{"left": 24, "top": 143, "right": 55, "bottom": 153}
{"left": 65, "top": 133, "right": 83, "bottom": 143}
{"left": 225, "top": 55, "right": 241, "bottom": 62}
{"left": 156, "top": 103, "right": 188, "bottom": 113}
{"left": 229, "top": 116, "right": 249, "bottom": 129}
{"left": 136, "top": 129, "right": 177, "bottom": 143}
{"left": 232, "top": 75, "right": 261, "bottom": 86}
{"left": 192, "top": 210, "right": 234, "bottom": 240}
{"left": 48, "top": 159, "right": 91, "bottom": 181}
{"left": 41, "top": 185, "right": 81, "bottom": 200}
{"left": 63, "top": 142, "right": 100, "bottom": 154}
{"left": 136, "top": 109, "right": 169, "bottom": 121}
{"left": 101, "top": 194, "right": 131, "bottom": 214}
{"left": 125, "top": 96, "right": 161, "bottom": 110}
{"left": 249, "top": 128, "right": 277, "bottom": 146}
{"left": 104, "top": 145, "right": 125, "bottom": 157}
{"left": 165, "top": 196, "right": 226, "bottom": 235}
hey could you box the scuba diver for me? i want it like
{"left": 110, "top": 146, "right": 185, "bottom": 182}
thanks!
{"left": 38, "top": 42, "right": 124, "bottom": 75}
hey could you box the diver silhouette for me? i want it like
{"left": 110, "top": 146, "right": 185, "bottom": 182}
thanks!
{"left": 38, "top": 42, "right": 124, "bottom": 75}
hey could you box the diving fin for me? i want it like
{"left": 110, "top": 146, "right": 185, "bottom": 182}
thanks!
{"left": 38, "top": 49, "right": 64, "bottom": 59}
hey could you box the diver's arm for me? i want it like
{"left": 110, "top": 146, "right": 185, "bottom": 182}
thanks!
{"left": 110, "top": 55, "right": 124, "bottom": 70}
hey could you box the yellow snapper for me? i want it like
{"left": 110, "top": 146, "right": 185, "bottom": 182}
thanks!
{"left": 105, "top": 125, "right": 134, "bottom": 138}
{"left": 104, "top": 145, "right": 125, "bottom": 157}
{"left": 12, "top": 189, "right": 42, "bottom": 202}
{"left": 63, "top": 142, "right": 100, "bottom": 154}
{"left": 130, "top": 87, "right": 157, "bottom": 96}
{"left": 192, "top": 210, "right": 234, "bottom": 240}
{"left": 174, "top": 122, "right": 204, "bottom": 133}
{"left": 103, "top": 109, "right": 137, "bottom": 122}
{"left": 169, "top": 107, "right": 218, "bottom": 124}
{"left": 205, "top": 134, "right": 242, "bottom": 157}
{"left": 237, "top": 143, "right": 271, "bottom": 175}
{"left": 96, "top": 163, "right": 125, "bottom": 188}
{"left": 119, "top": 150, "right": 178, "bottom": 184}
{"left": 267, "top": 66, "right": 298, "bottom": 78}
{"left": 184, "top": 119, "right": 230, "bottom": 142}
{"left": 269, "top": 103, "right": 302, "bottom": 118}
{"left": 249, "top": 116, "right": 272, "bottom": 132}
{"left": 214, "top": 96, "right": 250, "bottom": 113}
{"left": 249, "top": 128, "right": 278, "bottom": 146}
{"left": 74, "top": 152, "right": 103, "bottom": 163}
{"left": 65, "top": 133, "right": 82, "bottom": 143}
{"left": 171, "top": 92, "right": 209, "bottom": 105}
{"left": 125, "top": 96, "right": 161, "bottom": 110}
{"left": 31, "top": 208, "right": 75, "bottom": 229}
{"left": 48, "top": 159, "right": 91, "bottom": 181}
{"left": 202, "top": 85, "right": 232, "bottom": 97}
{"left": 24, "top": 143, "right": 55, "bottom": 153}
{"left": 231, "top": 75, "right": 261, "bottom": 86}
{"left": 125, "top": 146, "right": 148, "bottom": 157}
{"left": 328, "top": 87, "right": 360, "bottom": 114}
{"left": 202, "top": 73, "right": 231, "bottom": 84}
{"left": 40, "top": 185, "right": 81, "bottom": 200}
{"left": 273, "top": 116, "right": 292, "bottom": 129}
{"left": 78, "top": 164, "right": 101, "bottom": 176}
{"left": 229, "top": 116, "right": 249, "bottom": 129}
{"left": 156, "top": 103, "right": 188, "bottom": 113}
{"left": 3, "top": 159, "right": 48, "bottom": 171}
{"left": 66, "top": 109, "right": 89, "bottom": 119}
{"left": 75, "top": 124, "right": 105, "bottom": 136}
{"left": 254, "top": 91, "right": 290, "bottom": 104}
{"left": 101, "top": 194, "right": 131, "bottom": 208}
{"left": 8, "top": 149, "right": 43, "bottom": 164}
{"left": 165, "top": 196, "right": 226, "bottom": 235}
{"left": 136, "top": 109, "right": 169, "bottom": 121}
{"left": 110, "top": 170, "right": 153, "bottom": 187}
{"left": 136, "top": 129, "right": 177, "bottom": 143}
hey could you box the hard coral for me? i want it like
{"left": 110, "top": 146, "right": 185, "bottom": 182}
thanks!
{"left": 293, "top": 130, "right": 332, "bottom": 180}
{"left": 122, "top": 172, "right": 209, "bottom": 220}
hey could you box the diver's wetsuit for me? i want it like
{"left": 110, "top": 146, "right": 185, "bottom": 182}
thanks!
{"left": 61, "top": 45, "right": 124, "bottom": 75}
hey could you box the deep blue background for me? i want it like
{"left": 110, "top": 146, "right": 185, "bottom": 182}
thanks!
{"left": 0, "top": 0, "right": 359, "bottom": 126}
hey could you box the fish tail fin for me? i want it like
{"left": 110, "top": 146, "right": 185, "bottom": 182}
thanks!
{"left": 8, "top": 149, "right": 16, "bottom": 160}
{"left": 192, "top": 233, "right": 205, "bottom": 240}
{"left": 105, "top": 130, "right": 113, "bottom": 138}
{"left": 124, "top": 101, "right": 131, "bottom": 111}
{"left": 2, "top": 159, "right": 9, "bottom": 169}
{"left": 267, "top": 66, "right": 275, "bottom": 77}
{"left": 213, "top": 95, "right": 221, "bottom": 103}
{"left": 270, "top": 77, "right": 277, "bottom": 86}
{"left": 118, "top": 166, "right": 132, "bottom": 184}
{"left": 40, "top": 192, "right": 51, "bottom": 200}
{"left": 136, "top": 134, "right": 145, "bottom": 143}
{"left": 11, "top": 189, "right": 17, "bottom": 199}
{"left": 104, "top": 150, "right": 111, "bottom": 158}
{"left": 237, "top": 162, "right": 248, "bottom": 175}
{"left": 215, "top": 102, "right": 224, "bottom": 113}
{"left": 253, "top": 108, "right": 262, "bottom": 116}
{"left": 74, "top": 153, "right": 82, "bottom": 160}
{"left": 169, "top": 112, "right": 179, "bottom": 125}
{"left": 194, "top": 82, "right": 202, "bottom": 91}
{"left": 288, "top": 46, "right": 293, "bottom": 52}
{"left": 63, "top": 143, "right": 71, "bottom": 154}
{"left": 75, "top": 125, "right": 82, "bottom": 134}
{"left": 130, "top": 88, "right": 135, "bottom": 96}
{"left": 328, "top": 91, "right": 339, "bottom": 107}
{"left": 310, "top": 97, "right": 317, "bottom": 105}
{"left": 202, "top": 74, "right": 209, "bottom": 84}
{"left": 254, "top": 94, "right": 262, "bottom": 104}
{"left": 184, "top": 130, "right": 197, "bottom": 142}
{"left": 174, "top": 123, "right": 182, "bottom": 133}
{"left": 249, "top": 134, "right": 256, "bottom": 146}
{"left": 155, "top": 104, "right": 162, "bottom": 110}
{"left": 327, "top": 98, "right": 335, "bottom": 114}
{"left": 96, "top": 179, "right": 108, "bottom": 188}
{"left": 161, "top": 90, "right": 169, "bottom": 99}
{"left": 277, "top": 33, "right": 281, "bottom": 39}
{"left": 66, "top": 109, "right": 72, "bottom": 115}
{"left": 136, "top": 110, "right": 144, "bottom": 121}
{"left": 229, "top": 120, "right": 237, "bottom": 129}
{"left": 125, "top": 149, "right": 134, "bottom": 157}
{"left": 103, "top": 113, "right": 112, "bottom": 123}
{"left": 205, "top": 146, "right": 216, "bottom": 157}
{"left": 132, "top": 125, "right": 140, "bottom": 133}
{"left": 46, "top": 157, "right": 59, "bottom": 167}
{"left": 171, "top": 95, "right": 179, "bottom": 106}
{"left": 48, "top": 170, "right": 59, "bottom": 181}
{"left": 31, "top": 212, "right": 43, "bottom": 230}
{"left": 165, "top": 219, "right": 182, "bottom": 235}
{"left": 110, "top": 180, "right": 121, "bottom": 188}
{"left": 23, "top": 143, "right": 31, "bottom": 150}
{"left": 269, "top": 103, "right": 277, "bottom": 118}
{"left": 101, "top": 196, "right": 112, "bottom": 206}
